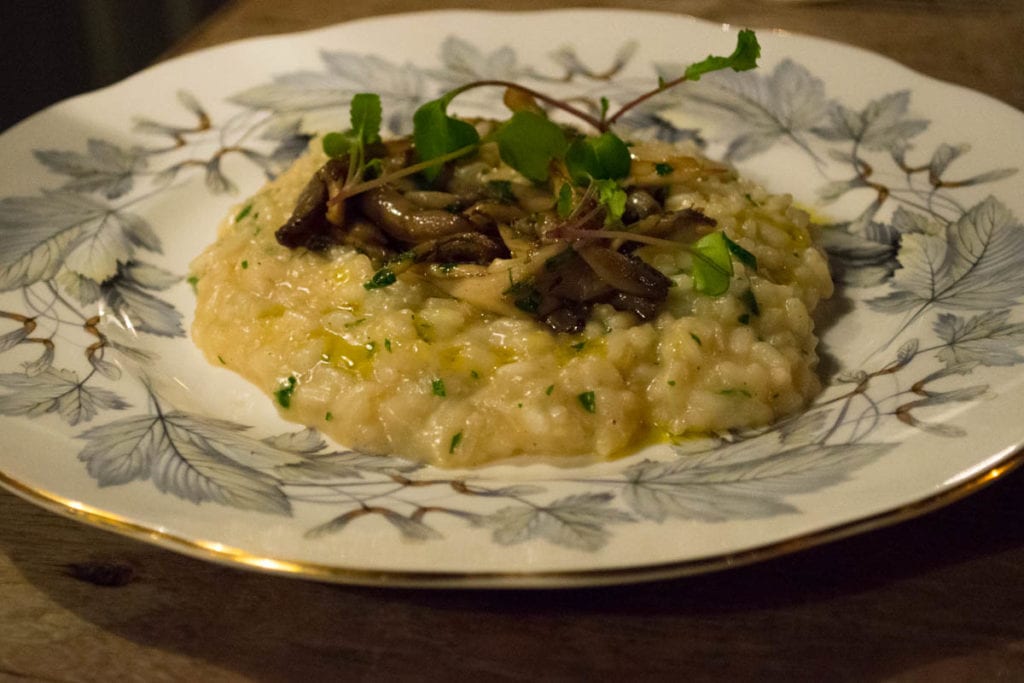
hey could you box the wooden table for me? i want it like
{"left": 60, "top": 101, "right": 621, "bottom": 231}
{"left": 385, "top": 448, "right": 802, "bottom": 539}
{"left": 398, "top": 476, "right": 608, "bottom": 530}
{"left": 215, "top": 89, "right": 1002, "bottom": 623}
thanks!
{"left": 3, "top": 1, "right": 1023, "bottom": 680}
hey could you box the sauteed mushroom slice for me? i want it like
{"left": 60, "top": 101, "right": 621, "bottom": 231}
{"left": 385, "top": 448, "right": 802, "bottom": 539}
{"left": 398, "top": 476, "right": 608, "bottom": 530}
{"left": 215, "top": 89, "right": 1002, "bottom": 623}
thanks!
{"left": 358, "top": 186, "right": 476, "bottom": 244}
{"left": 576, "top": 245, "right": 672, "bottom": 300}
{"left": 413, "top": 232, "right": 510, "bottom": 265}
{"left": 275, "top": 158, "right": 349, "bottom": 251}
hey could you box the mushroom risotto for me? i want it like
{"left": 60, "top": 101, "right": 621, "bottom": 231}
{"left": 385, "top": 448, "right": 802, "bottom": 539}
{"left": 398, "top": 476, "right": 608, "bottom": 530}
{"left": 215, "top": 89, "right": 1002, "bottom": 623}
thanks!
{"left": 189, "top": 32, "right": 834, "bottom": 467}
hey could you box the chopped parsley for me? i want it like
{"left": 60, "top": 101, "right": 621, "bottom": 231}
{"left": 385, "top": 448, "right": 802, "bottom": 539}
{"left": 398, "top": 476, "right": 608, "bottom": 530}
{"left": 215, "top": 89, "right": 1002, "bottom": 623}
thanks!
{"left": 545, "top": 384, "right": 554, "bottom": 396}
{"left": 689, "top": 333, "right": 702, "bottom": 346}
{"left": 187, "top": 275, "right": 199, "bottom": 293}
{"left": 241, "top": 260, "right": 249, "bottom": 269}
{"left": 431, "top": 378, "right": 447, "bottom": 397}
{"left": 364, "top": 267, "right": 397, "bottom": 290}
{"left": 275, "top": 376, "right": 297, "bottom": 408}
{"left": 325, "top": 411, "right": 333, "bottom": 421}
{"left": 577, "top": 390, "right": 597, "bottom": 413}
{"left": 235, "top": 203, "right": 253, "bottom": 222}
{"left": 449, "top": 431, "right": 463, "bottom": 453}
{"left": 654, "top": 162, "right": 673, "bottom": 176}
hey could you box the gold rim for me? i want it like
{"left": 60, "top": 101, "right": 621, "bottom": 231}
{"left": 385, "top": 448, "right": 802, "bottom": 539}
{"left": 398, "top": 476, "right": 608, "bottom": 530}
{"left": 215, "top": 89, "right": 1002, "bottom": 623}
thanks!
{"left": 2, "top": 446, "right": 1021, "bottom": 588}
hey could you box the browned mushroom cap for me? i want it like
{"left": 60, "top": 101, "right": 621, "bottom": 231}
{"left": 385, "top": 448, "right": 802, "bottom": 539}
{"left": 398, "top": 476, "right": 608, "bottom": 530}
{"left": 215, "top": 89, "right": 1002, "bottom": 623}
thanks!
{"left": 358, "top": 186, "right": 476, "bottom": 244}
{"left": 275, "top": 158, "right": 349, "bottom": 251}
{"left": 576, "top": 245, "right": 672, "bottom": 300}
{"left": 412, "top": 232, "right": 510, "bottom": 265}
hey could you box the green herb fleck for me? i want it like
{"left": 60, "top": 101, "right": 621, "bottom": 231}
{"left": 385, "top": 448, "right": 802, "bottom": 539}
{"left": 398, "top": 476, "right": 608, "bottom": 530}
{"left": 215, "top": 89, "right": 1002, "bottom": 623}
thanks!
{"left": 545, "top": 384, "right": 554, "bottom": 396}
{"left": 577, "top": 390, "right": 597, "bottom": 414}
{"left": 689, "top": 332, "right": 702, "bottom": 346}
{"left": 719, "top": 388, "right": 752, "bottom": 398}
{"left": 431, "top": 379, "right": 447, "bottom": 397}
{"left": 449, "top": 431, "right": 463, "bottom": 453}
{"left": 275, "top": 376, "right": 297, "bottom": 408}
{"left": 241, "top": 260, "right": 248, "bottom": 269}
{"left": 654, "top": 162, "right": 673, "bottom": 177}
{"left": 572, "top": 341, "right": 586, "bottom": 351}
{"left": 364, "top": 267, "right": 397, "bottom": 290}
{"left": 740, "top": 288, "right": 760, "bottom": 317}
{"left": 724, "top": 234, "right": 758, "bottom": 270}
{"left": 235, "top": 203, "right": 253, "bottom": 222}
{"left": 738, "top": 313, "right": 751, "bottom": 325}
{"left": 217, "top": 355, "right": 226, "bottom": 365}
{"left": 668, "top": 380, "right": 676, "bottom": 386}
{"left": 384, "top": 338, "right": 392, "bottom": 352}
{"left": 325, "top": 411, "right": 333, "bottom": 421}
{"left": 186, "top": 275, "right": 199, "bottom": 293}
{"left": 471, "top": 370, "right": 480, "bottom": 379}
{"left": 505, "top": 281, "right": 541, "bottom": 313}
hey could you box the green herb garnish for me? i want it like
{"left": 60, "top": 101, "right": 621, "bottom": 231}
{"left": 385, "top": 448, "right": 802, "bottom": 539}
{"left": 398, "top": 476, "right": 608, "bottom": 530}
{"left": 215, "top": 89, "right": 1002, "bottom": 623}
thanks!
{"left": 235, "top": 203, "right": 253, "bottom": 222}
{"left": 577, "top": 390, "right": 597, "bottom": 413}
{"left": 364, "top": 267, "right": 397, "bottom": 290}
{"left": 275, "top": 376, "right": 297, "bottom": 408}
{"left": 449, "top": 431, "right": 463, "bottom": 453}
{"left": 431, "top": 379, "right": 447, "bottom": 397}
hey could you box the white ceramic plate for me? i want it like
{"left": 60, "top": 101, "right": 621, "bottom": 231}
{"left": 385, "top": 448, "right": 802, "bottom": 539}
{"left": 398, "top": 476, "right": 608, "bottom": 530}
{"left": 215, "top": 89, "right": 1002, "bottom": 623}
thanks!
{"left": 2, "top": 10, "right": 1023, "bottom": 588}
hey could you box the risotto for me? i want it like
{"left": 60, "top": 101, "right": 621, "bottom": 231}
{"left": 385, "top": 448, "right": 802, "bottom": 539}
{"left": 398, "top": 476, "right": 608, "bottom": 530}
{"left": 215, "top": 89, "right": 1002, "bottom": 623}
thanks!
{"left": 189, "top": 126, "right": 833, "bottom": 467}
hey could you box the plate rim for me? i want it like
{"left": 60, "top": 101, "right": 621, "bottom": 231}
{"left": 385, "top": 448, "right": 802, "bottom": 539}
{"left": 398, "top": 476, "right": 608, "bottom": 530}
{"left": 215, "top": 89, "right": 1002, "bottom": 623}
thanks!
{"left": 2, "top": 7, "right": 1023, "bottom": 588}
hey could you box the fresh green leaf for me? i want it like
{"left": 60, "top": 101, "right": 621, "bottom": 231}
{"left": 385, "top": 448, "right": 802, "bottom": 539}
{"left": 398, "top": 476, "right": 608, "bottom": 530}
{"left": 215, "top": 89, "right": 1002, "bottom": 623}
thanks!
{"left": 350, "top": 93, "right": 382, "bottom": 145}
{"left": 565, "top": 132, "right": 631, "bottom": 185}
{"left": 494, "top": 111, "right": 568, "bottom": 182}
{"left": 593, "top": 179, "right": 628, "bottom": 224}
{"left": 692, "top": 232, "right": 734, "bottom": 296}
{"left": 322, "top": 132, "right": 353, "bottom": 158}
{"left": 413, "top": 94, "right": 481, "bottom": 182}
{"left": 684, "top": 29, "right": 761, "bottom": 81}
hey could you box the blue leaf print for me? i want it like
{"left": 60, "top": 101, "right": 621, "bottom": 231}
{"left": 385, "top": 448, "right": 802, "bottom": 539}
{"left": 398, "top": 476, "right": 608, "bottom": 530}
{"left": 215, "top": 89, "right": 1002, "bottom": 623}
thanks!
{"left": 0, "top": 367, "right": 129, "bottom": 426}
{"left": 814, "top": 90, "right": 928, "bottom": 152}
{"left": 654, "top": 59, "right": 830, "bottom": 161}
{"left": 33, "top": 139, "right": 146, "bottom": 200}
{"left": 869, "top": 196, "right": 1024, "bottom": 314}
{"left": 484, "top": 492, "right": 632, "bottom": 551}
{"left": 933, "top": 310, "right": 1024, "bottom": 368}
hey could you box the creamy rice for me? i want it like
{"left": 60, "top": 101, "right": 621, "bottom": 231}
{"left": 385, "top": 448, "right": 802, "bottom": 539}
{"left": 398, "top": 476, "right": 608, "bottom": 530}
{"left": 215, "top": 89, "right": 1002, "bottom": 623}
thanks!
{"left": 189, "top": 140, "right": 833, "bottom": 467}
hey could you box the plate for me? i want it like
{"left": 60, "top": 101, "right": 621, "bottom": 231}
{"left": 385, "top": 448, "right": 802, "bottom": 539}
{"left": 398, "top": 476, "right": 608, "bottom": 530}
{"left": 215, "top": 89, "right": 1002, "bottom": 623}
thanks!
{"left": 1, "top": 10, "right": 1023, "bottom": 588}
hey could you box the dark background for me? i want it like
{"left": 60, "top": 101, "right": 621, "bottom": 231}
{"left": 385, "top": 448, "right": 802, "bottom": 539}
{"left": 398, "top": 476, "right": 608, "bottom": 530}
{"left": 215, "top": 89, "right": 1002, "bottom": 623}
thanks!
{"left": 1, "top": 0, "right": 227, "bottom": 133}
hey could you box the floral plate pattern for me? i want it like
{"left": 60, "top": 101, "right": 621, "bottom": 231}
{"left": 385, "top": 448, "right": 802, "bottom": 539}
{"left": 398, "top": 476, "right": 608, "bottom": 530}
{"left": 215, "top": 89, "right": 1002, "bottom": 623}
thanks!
{"left": 1, "top": 10, "right": 1023, "bottom": 587}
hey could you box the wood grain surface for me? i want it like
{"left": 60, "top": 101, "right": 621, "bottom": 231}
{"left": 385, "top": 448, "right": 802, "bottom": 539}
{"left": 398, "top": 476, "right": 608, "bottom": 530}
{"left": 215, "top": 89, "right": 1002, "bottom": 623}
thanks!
{"left": 3, "top": 1, "right": 1023, "bottom": 681}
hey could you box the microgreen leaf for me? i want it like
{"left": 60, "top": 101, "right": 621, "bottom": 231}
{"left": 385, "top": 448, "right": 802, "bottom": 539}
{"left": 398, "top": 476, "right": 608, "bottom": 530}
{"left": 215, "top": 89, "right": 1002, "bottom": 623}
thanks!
{"left": 350, "top": 93, "right": 382, "bottom": 145}
{"left": 565, "top": 132, "right": 631, "bottom": 185}
{"left": 413, "top": 93, "right": 481, "bottom": 183}
{"left": 692, "top": 232, "right": 734, "bottom": 296}
{"left": 495, "top": 111, "right": 568, "bottom": 182}
{"left": 593, "top": 179, "right": 628, "bottom": 224}
{"left": 684, "top": 29, "right": 761, "bottom": 81}
{"left": 322, "top": 132, "right": 353, "bottom": 158}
